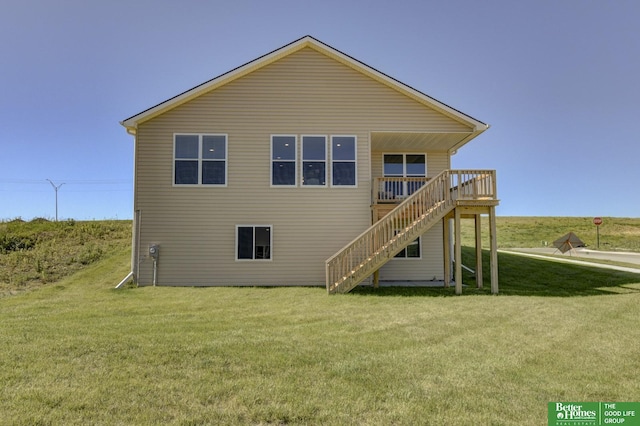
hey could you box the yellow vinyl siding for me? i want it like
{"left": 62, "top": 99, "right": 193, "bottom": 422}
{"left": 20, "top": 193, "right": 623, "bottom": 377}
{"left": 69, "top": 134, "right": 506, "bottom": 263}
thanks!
{"left": 378, "top": 225, "right": 444, "bottom": 281}
{"left": 133, "top": 47, "right": 467, "bottom": 286}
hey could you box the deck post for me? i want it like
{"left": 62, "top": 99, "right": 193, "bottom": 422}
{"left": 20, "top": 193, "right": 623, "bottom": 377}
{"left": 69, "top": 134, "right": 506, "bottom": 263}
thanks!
{"left": 475, "top": 214, "right": 483, "bottom": 289}
{"left": 454, "top": 208, "right": 462, "bottom": 295}
{"left": 373, "top": 269, "right": 380, "bottom": 289}
{"left": 489, "top": 206, "right": 499, "bottom": 294}
{"left": 443, "top": 218, "right": 451, "bottom": 288}
{"left": 326, "top": 261, "right": 331, "bottom": 294}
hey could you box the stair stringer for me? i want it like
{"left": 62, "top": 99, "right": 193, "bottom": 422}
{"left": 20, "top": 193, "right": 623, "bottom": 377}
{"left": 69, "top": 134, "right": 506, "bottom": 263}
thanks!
{"left": 327, "top": 199, "right": 456, "bottom": 294}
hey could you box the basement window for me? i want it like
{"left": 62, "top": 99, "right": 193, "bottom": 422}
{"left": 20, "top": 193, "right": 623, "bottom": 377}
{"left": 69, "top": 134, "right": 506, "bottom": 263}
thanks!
{"left": 236, "top": 225, "right": 272, "bottom": 260}
{"left": 394, "top": 236, "right": 421, "bottom": 259}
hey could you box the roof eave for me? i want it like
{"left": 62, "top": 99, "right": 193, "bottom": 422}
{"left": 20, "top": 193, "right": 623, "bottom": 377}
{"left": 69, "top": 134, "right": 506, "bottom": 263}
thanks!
{"left": 448, "top": 124, "right": 490, "bottom": 155}
{"left": 120, "top": 36, "right": 315, "bottom": 130}
{"left": 308, "top": 40, "right": 488, "bottom": 130}
{"left": 121, "top": 35, "right": 488, "bottom": 133}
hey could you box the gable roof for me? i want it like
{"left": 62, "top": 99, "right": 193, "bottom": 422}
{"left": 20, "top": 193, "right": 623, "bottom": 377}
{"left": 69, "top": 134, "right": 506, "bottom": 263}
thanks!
{"left": 121, "top": 35, "right": 488, "bottom": 136}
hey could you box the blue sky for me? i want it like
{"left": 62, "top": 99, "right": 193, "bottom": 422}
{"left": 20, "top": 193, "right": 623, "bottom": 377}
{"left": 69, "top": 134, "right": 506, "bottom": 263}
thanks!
{"left": 1, "top": 0, "right": 639, "bottom": 220}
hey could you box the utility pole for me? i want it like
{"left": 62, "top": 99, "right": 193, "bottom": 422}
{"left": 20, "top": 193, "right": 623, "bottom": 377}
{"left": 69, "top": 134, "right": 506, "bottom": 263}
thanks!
{"left": 46, "top": 179, "right": 65, "bottom": 221}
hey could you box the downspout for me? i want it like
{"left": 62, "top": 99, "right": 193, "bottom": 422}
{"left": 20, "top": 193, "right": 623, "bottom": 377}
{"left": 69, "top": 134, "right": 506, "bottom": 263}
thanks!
{"left": 115, "top": 271, "right": 134, "bottom": 289}
{"left": 115, "top": 124, "right": 138, "bottom": 289}
{"left": 133, "top": 209, "right": 141, "bottom": 284}
{"left": 131, "top": 127, "right": 140, "bottom": 284}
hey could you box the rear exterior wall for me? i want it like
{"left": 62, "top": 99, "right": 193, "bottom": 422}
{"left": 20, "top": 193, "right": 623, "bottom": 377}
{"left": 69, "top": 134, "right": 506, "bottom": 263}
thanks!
{"left": 133, "top": 47, "right": 467, "bottom": 286}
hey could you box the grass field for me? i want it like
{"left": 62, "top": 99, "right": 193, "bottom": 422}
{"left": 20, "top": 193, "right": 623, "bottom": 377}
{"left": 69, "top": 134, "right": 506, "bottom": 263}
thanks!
{"left": 1, "top": 217, "right": 640, "bottom": 424}
{"left": 461, "top": 216, "right": 640, "bottom": 251}
{"left": 0, "top": 219, "right": 131, "bottom": 296}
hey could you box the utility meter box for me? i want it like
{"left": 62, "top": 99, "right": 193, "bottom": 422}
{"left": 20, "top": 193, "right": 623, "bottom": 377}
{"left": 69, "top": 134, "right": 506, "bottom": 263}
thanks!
{"left": 149, "top": 244, "right": 159, "bottom": 260}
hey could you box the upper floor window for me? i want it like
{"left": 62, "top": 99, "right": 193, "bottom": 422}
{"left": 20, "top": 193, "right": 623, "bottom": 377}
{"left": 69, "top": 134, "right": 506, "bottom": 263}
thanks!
{"left": 174, "top": 134, "right": 227, "bottom": 185}
{"left": 383, "top": 153, "right": 426, "bottom": 177}
{"left": 302, "top": 136, "right": 327, "bottom": 186}
{"left": 331, "top": 136, "right": 356, "bottom": 186}
{"left": 271, "top": 135, "right": 297, "bottom": 186}
{"left": 383, "top": 153, "right": 426, "bottom": 197}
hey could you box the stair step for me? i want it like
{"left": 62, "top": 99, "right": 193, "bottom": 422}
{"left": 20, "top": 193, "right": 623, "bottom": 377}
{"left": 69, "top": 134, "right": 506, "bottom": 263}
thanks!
{"left": 329, "top": 206, "right": 454, "bottom": 293}
{"left": 327, "top": 175, "right": 465, "bottom": 293}
{"left": 328, "top": 171, "right": 496, "bottom": 293}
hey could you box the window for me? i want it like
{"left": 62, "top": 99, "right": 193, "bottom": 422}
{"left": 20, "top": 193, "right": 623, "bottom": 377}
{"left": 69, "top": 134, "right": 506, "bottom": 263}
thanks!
{"left": 302, "top": 136, "right": 326, "bottom": 186}
{"left": 271, "top": 135, "right": 297, "bottom": 186}
{"left": 331, "top": 136, "right": 356, "bottom": 186}
{"left": 270, "top": 133, "right": 357, "bottom": 187}
{"left": 383, "top": 153, "right": 426, "bottom": 197}
{"left": 236, "top": 225, "right": 272, "bottom": 260}
{"left": 395, "top": 236, "right": 421, "bottom": 259}
{"left": 174, "top": 134, "right": 227, "bottom": 185}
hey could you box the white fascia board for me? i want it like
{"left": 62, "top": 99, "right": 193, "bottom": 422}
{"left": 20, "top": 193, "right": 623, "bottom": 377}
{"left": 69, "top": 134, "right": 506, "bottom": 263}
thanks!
{"left": 120, "top": 37, "right": 313, "bottom": 132}
{"left": 305, "top": 38, "right": 489, "bottom": 132}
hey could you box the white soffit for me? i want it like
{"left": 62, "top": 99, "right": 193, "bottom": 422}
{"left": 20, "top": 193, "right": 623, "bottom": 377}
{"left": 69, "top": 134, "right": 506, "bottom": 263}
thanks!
{"left": 371, "top": 132, "right": 476, "bottom": 153}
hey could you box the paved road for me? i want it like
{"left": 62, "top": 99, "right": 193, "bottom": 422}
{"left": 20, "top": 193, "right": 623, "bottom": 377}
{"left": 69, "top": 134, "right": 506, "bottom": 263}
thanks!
{"left": 500, "top": 248, "right": 640, "bottom": 274}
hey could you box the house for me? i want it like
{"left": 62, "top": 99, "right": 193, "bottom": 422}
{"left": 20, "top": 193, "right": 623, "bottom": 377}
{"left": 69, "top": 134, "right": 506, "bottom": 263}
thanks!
{"left": 120, "top": 36, "right": 499, "bottom": 294}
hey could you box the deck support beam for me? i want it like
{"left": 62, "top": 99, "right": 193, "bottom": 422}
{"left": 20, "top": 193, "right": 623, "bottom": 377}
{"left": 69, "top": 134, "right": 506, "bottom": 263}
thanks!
{"left": 373, "top": 269, "right": 380, "bottom": 289}
{"left": 454, "top": 208, "right": 462, "bottom": 295}
{"left": 489, "top": 206, "right": 499, "bottom": 294}
{"left": 443, "top": 218, "right": 451, "bottom": 288}
{"left": 475, "top": 214, "right": 483, "bottom": 289}
{"left": 446, "top": 204, "right": 499, "bottom": 295}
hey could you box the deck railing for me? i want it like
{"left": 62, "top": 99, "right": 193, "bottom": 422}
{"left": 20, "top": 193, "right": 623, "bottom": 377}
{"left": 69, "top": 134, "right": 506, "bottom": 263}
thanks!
{"left": 449, "top": 170, "right": 497, "bottom": 201}
{"left": 326, "top": 170, "right": 497, "bottom": 294}
{"left": 372, "top": 177, "right": 431, "bottom": 203}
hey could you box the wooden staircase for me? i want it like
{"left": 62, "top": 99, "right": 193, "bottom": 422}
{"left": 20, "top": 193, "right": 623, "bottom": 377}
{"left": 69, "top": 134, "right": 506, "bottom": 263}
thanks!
{"left": 325, "top": 170, "right": 497, "bottom": 294}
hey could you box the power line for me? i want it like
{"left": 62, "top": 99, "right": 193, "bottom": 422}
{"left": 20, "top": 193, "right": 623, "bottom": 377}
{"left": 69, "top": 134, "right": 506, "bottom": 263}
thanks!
{"left": 0, "top": 179, "right": 131, "bottom": 185}
{"left": 0, "top": 180, "right": 46, "bottom": 185}
{"left": 61, "top": 180, "right": 132, "bottom": 185}
{"left": 62, "top": 189, "right": 132, "bottom": 193}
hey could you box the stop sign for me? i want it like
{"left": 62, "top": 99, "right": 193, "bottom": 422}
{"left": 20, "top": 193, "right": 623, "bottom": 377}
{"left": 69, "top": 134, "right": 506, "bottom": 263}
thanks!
{"left": 593, "top": 217, "right": 603, "bottom": 226}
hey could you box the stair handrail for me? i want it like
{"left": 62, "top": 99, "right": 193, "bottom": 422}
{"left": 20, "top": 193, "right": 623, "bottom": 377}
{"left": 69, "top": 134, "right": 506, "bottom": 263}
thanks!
{"left": 325, "top": 169, "right": 496, "bottom": 293}
{"left": 326, "top": 170, "right": 450, "bottom": 293}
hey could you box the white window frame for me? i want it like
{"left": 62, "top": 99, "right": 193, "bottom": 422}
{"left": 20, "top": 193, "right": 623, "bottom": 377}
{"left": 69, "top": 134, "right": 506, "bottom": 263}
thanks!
{"left": 173, "top": 133, "right": 228, "bottom": 186}
{"left": 382, "top": 153, "right": 427, "bottom": 178}
{"left": 301, "top": 135, "right": 327, "bottom": 187}
{"left": 270, "top": 135, "right": 297, "bottom": 187}
{"left": 382, "top": 152, "right": 427, "bottom": 198}
{"left": 330, "top": 135, "right": 357, "bottom": 187}
{"left": 235, "top": 225, "right": 273, "bottom": 261}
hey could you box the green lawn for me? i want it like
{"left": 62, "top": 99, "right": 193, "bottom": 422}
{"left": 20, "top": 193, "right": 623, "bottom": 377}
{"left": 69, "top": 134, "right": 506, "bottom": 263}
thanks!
{"left": 461, "top": 216, "right": 640, "bottom": 251}
{"left": 1, "top": 246, "right": 640, "bottom": 425}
